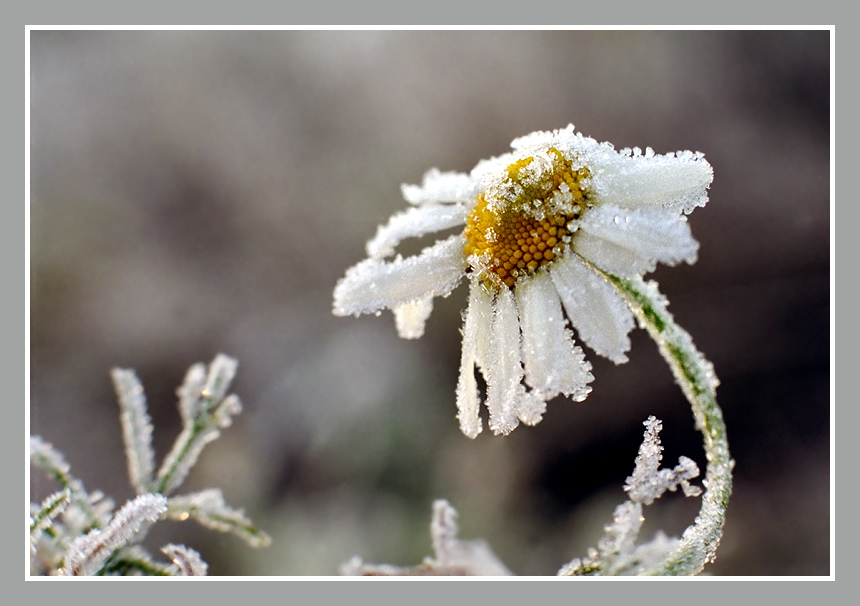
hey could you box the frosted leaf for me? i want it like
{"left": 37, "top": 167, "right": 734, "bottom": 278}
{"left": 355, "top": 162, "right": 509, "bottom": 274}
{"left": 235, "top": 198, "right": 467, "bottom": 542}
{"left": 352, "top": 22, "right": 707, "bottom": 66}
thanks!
{"left": 483, "top": 287, "right": 525, "bottom": 435}
{"left": 201, "top": 354, "right": 239, "bottom": 409}
{"left": 550, "top": 254, "right": 635, "bottom": 363}
{"left": 61, "top": 493, "right": 168, "bottom": 576}
{"left": 162, "top": 543, "right": 208, "bottom": 576}
{"left": 176, "top": 362, "right": 207, "bottom": 425}
{"left": 455, "top": 282, "right": 492, "bottom": 439}
{"left": 111, "top": 368, "right": 156, "bottom": 494}
{"left": 515, "top": 270, "right": 593, "bottom": 401}
{"left": 401, "top": 169, "right": 482, "bottom": 205}
{"left": 575, "top": 204, "right": 698, "bottom": 277}
{"left": 367, "top": 204, "right": 468, "bottom": 259}
{"left": 333, "top": 234, "right": 467, "bottom": 317}
{"left": 393, "top": 296, "right": 434, "bottom": 340}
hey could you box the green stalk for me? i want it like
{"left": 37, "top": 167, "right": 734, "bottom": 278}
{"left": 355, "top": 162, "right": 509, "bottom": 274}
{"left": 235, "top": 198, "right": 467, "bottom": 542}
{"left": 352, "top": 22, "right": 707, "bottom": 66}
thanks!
{"left": 604, "top": 272, "right": 733, "bottom": 575}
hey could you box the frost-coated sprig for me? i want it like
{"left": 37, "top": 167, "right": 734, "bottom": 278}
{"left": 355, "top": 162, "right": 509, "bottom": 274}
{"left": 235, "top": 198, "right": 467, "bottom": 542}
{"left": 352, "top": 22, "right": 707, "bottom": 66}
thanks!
{"left": 341, "top": 499, "right": 512, "bottom": 576}
{"left": 558, "top": 415, "right": 703, "bottom": 576}
{"left": 29, "top": 354, "right": 270, "bottom": 576}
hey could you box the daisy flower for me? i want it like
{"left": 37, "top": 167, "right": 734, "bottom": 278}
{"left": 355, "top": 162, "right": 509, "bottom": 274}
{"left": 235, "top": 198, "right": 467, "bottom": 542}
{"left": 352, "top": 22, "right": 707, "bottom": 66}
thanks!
{"left": 333, "top": 125, "right": 713, "bottom": 438}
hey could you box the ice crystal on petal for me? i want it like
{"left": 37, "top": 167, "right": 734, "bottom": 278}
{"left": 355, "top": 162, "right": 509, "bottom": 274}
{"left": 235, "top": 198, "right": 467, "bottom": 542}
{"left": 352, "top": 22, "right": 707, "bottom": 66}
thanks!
{"left": 575, "top": 205, "right": 699, "bottom": 277}
{"left": 332, "top": 124, "right": 712, "bottom": 436}
{"left": 333, "top": 235, "right": 467, "bottom": 317}
{"left": 516, "top": 271, "right": 592, "bottom": 401}
{"left": 550, "top": 254, "right": 635, "bottom": 363}
{"left": 367, "top": 204, "right": 468, "bottom": 259}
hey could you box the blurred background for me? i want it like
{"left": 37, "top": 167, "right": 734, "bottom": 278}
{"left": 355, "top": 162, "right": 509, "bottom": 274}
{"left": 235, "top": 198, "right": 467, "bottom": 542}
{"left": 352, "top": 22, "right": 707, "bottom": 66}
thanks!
{"left": 29, "top": 30, "right": 830, "bottom": 576}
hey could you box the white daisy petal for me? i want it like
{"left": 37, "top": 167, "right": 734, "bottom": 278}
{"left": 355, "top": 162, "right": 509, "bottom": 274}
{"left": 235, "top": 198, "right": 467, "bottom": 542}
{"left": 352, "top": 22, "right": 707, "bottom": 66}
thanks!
{"left": 455, "top": 282, "right": 493, "bottom": 438}
{"left": 367, "top": 204, "right": 469, "bottom": 259}
{"left": 484, "top": 288, "right": 524, "bottom": 435}
{"left": 574, "top": 204, "right": 699, "bottom": 277}
{"left": 333, "top": 234, "right": 467, "bottom": 317}
{"left": 393, "top": 297, "right": 434, "bottom": 340}
{"left": 401, "top": 169, "right": 481, "bottom": 205}
{"left": 587, "top": 147, "right": 713, "bottom": 215}
{"left": 516, "top": 271, "right": 594, "bottom": 401}
{"left": 550, "top": 254, "right": 636, "bottom": 363}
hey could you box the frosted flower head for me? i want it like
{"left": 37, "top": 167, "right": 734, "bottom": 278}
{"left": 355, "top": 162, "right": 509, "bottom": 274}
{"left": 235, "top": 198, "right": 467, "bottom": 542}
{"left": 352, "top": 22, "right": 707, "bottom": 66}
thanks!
{"left": 333, "top": 125, "right": 713, "bottom": 438}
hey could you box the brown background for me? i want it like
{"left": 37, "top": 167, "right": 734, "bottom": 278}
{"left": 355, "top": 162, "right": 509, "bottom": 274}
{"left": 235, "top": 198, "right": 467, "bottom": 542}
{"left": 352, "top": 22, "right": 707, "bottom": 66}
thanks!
{"left": 30, "top": 30, "right": 830, "bottom": 575}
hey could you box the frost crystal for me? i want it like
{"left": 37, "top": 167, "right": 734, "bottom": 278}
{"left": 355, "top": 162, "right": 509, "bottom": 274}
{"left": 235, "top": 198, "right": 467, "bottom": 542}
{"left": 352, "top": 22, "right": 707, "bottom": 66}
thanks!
{"left": 333, "top": 124, "right": 712, "bottom": 436}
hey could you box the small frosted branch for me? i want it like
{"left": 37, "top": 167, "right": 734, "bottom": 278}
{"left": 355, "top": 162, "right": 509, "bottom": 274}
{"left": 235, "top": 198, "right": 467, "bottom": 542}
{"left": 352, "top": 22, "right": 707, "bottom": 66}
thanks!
{"left": 167, "top": 489, "right": 271, "bottom": 548}
{"left": 624, "top": 416, "right": 702, "bottom": 506}
{"left": 155, "top": 355, "right": 242, "bottom": 495}
{"left": 60, "top": 493, "right": 168, "bottom": 576}
{"left": 162, "top": 544, "right": 209, "bottom": 576}
{"left": 559, "top": 417, "right": 701, "bottom": 576}
{"left": 341, "top": 499, "right": 511, "bottom": 576}
{"left": 602, "top": 273, "right": 733, "bottom": 575}
{"left": 111, "top": 368, "right": 156, "bottom": 494}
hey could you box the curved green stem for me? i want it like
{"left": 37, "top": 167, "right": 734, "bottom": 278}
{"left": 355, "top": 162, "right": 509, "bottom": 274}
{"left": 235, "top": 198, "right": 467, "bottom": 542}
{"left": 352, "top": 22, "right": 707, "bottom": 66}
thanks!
{"left": 605, "top": 273, "right": 733, "bottom": 575}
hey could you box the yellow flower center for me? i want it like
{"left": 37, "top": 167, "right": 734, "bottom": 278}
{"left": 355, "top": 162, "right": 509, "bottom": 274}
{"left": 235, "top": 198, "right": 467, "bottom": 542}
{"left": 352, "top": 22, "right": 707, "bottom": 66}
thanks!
{"left": 464, "top": 147, "right": 591, "bottom": 289}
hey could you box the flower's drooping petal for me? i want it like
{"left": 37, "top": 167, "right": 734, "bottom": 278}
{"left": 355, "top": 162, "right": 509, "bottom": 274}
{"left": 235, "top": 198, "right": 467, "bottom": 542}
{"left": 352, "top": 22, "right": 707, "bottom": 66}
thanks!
{"left": 574, "top": 204, "right": 699, "bottom": 277}
{"left": 393, "top": 297, "right": 435, "bottom": 340}
{"left": 586, "top": 146, "right": 713, "bottom": 215}
{"left": 483, "top": 288, "right": 546, "bottom": 433}
{"left": 333, "top": 234, "right": 467, "bottom": 317}
{"left": 367, "top": 204, "right": 469, "bottom": 259}
{"left": 401, "top": 169, "right": 481, "bottom": 205}
{"left": 455, "top": 282, "right": 494, "bottom": 438}
{"left": 516, "top": 271, "right": 593, "bottom": 401}
{"left": 550, "top": 254, "right": 636, "bottom": 364}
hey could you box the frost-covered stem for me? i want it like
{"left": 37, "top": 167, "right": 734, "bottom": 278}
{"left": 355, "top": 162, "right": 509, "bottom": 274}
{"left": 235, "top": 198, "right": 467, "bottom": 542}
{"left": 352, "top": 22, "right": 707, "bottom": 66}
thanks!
{"left": 604, "top": 273, "right": 733, "bottom": 575}
{"left": 154, "top": 418, "right": 213, "bottom": 495}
